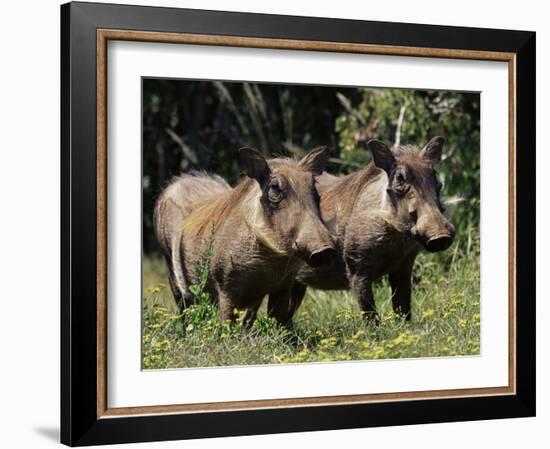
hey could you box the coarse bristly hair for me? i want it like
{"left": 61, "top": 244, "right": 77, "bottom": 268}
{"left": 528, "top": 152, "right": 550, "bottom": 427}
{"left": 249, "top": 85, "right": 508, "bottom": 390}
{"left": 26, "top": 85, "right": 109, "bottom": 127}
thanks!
{"left": 182, "top": 176, "right": 256, "bottom": 238}
{"left": 321, "top": 145, "right": 434, "bottom": 232}
{"left": 182, "top": 158, "right": 312, "bottom": 256}
{"left": 321, "top": 162, "right": 381, "bottom": 221}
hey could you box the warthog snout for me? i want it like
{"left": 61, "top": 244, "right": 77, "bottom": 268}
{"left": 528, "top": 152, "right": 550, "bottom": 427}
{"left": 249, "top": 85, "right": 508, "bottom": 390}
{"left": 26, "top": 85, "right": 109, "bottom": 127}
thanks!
{"left": 294, "top": 242, "right": 336, "bottom": 267}
{"left": 293, "top": 204, "right": 336, "bottom": 268}
{"left": 426, "top": 233, "right": 454, "bottom": 252}
{"left": 294, "top": 236, "right": 336, "bottom": 267}
{"left": 308, "top": 246, "right": 337, "bottom": 268}
{"left": 425, "top": 221, "right": 455, "bottom": 252}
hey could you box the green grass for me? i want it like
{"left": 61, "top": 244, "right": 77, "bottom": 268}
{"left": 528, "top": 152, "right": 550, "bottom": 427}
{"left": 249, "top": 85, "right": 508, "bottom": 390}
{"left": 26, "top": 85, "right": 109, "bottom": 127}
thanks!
{"left": 142, "top": 239, "right": 480, "bottom": 369}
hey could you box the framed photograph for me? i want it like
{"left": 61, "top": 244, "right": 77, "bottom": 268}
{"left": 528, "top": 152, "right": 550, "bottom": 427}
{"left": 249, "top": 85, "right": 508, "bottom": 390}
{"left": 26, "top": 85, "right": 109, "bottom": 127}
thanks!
{"left": 61, "top": 1, "right": 535, "bottom": 446}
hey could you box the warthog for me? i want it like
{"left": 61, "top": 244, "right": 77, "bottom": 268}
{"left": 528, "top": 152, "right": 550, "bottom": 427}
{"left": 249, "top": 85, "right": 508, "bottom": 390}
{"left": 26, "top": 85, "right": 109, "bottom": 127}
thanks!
{"left": 154, "top": 147, "right": 336, "bottom": 324}
{"left": 272, "top": 136, "right": 456, "bottom": 324}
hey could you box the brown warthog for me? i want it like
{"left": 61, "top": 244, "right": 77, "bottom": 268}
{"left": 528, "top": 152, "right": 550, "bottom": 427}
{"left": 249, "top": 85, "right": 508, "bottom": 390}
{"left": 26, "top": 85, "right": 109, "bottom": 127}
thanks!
{"left": 154, "top": 147, "right": 336, "bottom": 325}
{"left": 272, "top": 136, "right": 456, "bottom": 324}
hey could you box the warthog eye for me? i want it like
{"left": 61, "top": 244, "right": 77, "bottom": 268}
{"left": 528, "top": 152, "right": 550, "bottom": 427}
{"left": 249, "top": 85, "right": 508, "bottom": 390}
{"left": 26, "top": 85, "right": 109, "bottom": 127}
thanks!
{"left": 267, "top": 180, "right": 284, "bottom": 205}
{"left": 392, "top": 170, "right": 408, "bottom": 195}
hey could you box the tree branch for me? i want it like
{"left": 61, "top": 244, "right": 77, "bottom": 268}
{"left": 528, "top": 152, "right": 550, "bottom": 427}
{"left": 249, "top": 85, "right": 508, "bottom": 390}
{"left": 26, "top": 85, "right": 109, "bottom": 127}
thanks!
{"left": 394, "top": 103, "right": 407, "bottom": 148}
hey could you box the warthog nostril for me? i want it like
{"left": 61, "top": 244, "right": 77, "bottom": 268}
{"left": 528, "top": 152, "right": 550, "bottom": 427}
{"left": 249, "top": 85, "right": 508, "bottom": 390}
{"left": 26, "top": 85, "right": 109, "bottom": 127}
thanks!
{"left": 308, "top": 247, "right": 337, "bottom": 268}
{"left": 425, "top": 235, "right": 454, "bottom": 252}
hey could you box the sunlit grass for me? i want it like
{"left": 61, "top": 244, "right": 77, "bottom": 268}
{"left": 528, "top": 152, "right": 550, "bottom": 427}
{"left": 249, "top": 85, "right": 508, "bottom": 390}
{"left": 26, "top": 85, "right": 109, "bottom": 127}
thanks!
{"left": 142, "top": 238, "right": 480, "bottom": 369}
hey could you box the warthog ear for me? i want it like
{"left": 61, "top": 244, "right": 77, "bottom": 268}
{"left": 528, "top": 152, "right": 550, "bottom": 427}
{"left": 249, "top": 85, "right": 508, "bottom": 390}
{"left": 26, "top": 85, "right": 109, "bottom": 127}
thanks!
{"left": 239, "top": 147, "right": 271, "bottom": 185}
{"left": 421, "top": 136, "right": 446, "bottom": 164}
{"left": 367, "top": 140, "right": 395, "bottom": 174}
{"left": 298, "top": 146, "right": 331, "bottom": 176}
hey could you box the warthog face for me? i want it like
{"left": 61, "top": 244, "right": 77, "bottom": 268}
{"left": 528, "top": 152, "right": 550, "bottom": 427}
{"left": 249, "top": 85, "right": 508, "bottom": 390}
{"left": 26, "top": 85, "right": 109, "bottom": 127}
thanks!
{"left": 367, "top": 137, "right": 456, "bottom": 252}
{"left": 239, "top": 147, "right": 336, "bottom": 267}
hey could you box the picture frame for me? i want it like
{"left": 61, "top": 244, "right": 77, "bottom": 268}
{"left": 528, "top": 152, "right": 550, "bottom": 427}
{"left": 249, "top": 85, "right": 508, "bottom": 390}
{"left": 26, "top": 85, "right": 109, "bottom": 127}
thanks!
{"left": 60, "top": 1, "right": 536, "bottom": 446}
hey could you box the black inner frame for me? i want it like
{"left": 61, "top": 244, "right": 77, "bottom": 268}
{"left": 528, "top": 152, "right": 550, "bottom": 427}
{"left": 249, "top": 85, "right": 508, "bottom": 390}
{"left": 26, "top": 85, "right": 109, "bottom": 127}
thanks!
{"left": 61, "top": 2, "right": 536, "bottom": 446}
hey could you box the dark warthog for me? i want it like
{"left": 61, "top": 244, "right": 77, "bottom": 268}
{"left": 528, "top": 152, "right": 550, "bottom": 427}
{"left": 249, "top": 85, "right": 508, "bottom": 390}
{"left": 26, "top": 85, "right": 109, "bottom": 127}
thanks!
{"left": 273, "top": 136, "right": 456, "bottom": 324}
{"left": 154, "top": 147, "right": 336, "bottom": 324}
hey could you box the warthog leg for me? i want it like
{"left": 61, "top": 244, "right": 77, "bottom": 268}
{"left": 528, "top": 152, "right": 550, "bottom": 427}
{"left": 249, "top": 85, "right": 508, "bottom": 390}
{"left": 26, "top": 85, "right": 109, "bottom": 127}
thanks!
{"left": 165, "top": 259, "right": 191, "bottom": 312}
{"left": 219, "top": 292, "right": 235, "bottom": 322}
{"left": 288, "top": 281, "right": 307, "bottom": 322}
{"left": 267, "top": 282, "right": 297, "bottom": 329}
{"left": 388, "top": 255, "right": 415, "bottom": 321}
{"left": 241, "top": 300, "right": 262, "bottom": 328}
{"left": 349, "top": 270, "right": 378, "bottom": 324}
{"left": 219, "top": 292, "right": 262, "bottom": 327}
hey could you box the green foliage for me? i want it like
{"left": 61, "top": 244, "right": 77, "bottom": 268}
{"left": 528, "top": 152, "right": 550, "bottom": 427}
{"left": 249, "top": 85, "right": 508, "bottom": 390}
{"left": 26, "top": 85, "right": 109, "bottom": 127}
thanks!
{"left": 185, "top": 228, "right": 215, "bottom": 307}
{"left": 334, "top": 88, "right": 480, "bottom": 243}
{"left": 252, "top": 315, "right": 284, "bottom": 338}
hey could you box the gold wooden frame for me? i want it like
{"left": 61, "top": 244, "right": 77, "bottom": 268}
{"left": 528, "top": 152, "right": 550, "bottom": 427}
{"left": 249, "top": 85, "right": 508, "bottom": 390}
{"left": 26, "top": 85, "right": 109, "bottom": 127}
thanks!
{"left": 96, "top": 29, "right": 516, "bottom": 419}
